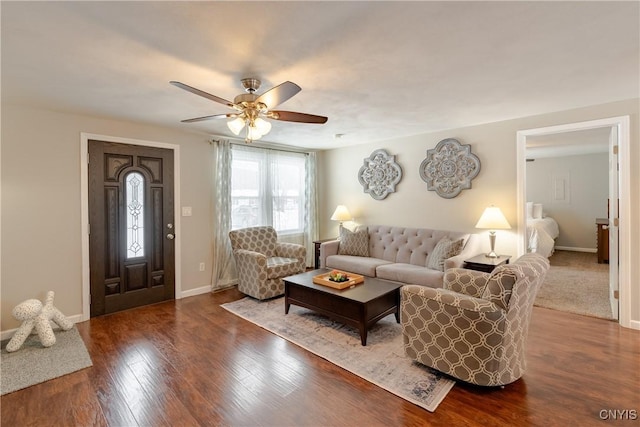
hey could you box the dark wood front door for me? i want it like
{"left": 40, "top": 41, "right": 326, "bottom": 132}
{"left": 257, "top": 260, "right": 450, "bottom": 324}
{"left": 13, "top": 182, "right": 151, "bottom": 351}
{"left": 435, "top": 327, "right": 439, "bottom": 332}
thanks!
{"left": 88, "top": 140, "right": 175, "bottom": 317}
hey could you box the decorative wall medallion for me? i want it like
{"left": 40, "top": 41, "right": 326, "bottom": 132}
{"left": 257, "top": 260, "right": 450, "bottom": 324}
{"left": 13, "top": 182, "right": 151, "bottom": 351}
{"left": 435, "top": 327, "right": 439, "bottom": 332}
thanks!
{"left": 419, "top": 138, "right": 481, "bottom": 199}
{"left": 358, "top": 149, "right": 403, "bottom": 200}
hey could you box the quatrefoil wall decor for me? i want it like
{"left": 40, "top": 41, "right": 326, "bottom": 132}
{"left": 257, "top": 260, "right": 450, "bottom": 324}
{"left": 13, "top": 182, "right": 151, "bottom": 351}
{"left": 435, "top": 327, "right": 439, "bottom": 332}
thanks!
{"left": 358, "top": 149, "right": 403, "bottom": 200}
{"left": 419, "top": 138, "right": 481, "bottom": 199}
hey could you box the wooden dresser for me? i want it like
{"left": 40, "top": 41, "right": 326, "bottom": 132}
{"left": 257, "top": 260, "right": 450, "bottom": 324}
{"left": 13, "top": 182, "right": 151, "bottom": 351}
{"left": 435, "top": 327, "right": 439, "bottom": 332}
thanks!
{"left": 596, "top": 218, "right": 609, "bottom": 264}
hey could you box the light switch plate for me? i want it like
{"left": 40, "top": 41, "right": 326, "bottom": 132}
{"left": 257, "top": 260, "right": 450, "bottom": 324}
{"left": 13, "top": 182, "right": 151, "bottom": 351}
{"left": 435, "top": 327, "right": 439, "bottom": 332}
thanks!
{"left": 182, "top": 206, "right": 192, "bottom": 217}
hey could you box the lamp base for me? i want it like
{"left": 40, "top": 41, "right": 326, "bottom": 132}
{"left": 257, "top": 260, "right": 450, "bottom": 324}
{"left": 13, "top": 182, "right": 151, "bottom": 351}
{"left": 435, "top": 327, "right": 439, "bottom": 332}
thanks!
{"left": 486, "top": 231, "right": 498, "bottom": 259}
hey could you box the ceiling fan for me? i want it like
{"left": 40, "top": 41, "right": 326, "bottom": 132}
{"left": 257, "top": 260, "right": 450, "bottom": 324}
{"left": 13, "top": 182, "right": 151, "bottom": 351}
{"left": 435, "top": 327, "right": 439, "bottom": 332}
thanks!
{"left": 170, "top": 78, "right": 328, "bottom": 143}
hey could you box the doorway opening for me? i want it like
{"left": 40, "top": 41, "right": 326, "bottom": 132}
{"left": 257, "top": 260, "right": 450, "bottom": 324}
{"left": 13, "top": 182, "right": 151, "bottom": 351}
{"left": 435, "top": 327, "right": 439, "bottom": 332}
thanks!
{"left": 516, "top": 116, "right": 631, "bottom": 327}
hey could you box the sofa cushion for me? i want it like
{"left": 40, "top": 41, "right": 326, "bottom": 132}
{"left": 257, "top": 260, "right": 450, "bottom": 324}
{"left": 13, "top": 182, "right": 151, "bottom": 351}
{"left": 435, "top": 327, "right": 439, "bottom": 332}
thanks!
{"left": 338, "top": 227, "right": 369, "bottom": 257}
{"left": 326, "top": 255, "right": 392, "bottom": 277}
{"left": 426, "top": 237, "right": 464, "bottom": 271}
{"left": 376, "top": 263, "right": 444, "bottom": 288}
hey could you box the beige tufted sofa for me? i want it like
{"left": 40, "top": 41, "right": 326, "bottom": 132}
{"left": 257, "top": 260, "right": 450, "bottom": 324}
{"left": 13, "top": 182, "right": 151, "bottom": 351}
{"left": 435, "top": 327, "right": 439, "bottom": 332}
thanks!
{"left": 229, "top": 226, "right": 306, "bottom": 300}
{"left": 401, "top": 253, "right": 550, "bottom": 386}
{"left": 319, "top": 225, "right": 481, "bottom": 288}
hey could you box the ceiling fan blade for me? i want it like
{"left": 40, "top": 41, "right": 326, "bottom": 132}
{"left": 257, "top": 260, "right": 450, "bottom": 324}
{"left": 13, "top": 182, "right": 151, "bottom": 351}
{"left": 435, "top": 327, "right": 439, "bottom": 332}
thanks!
{"left": 181, "top": 113, "right": 236, "bottom": 123}
{"left": 269, "top": 110, "right": 328, "bottom": 124}
{"left": 256, "top": 81, "right": 301, "bottom": 109}
{"left": 170, "top": 81, "right": 234, "bottom": 107}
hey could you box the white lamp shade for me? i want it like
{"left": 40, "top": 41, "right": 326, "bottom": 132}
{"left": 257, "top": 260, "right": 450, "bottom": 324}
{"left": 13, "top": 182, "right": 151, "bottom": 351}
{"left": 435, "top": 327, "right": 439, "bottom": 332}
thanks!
{"left": 227, "top": 117, "right": 245, "bottom": 135}
{"left": 246, "top": 125, "right": 264, "bottom": 141}
{"left": 475, "top": 206, "right": 511, "bottom": 229}
{"left": 330, "top": 205, "right": 352, "bottom": 222}
{"left": 254, "top": 117, "right": 272, "bottom": 135}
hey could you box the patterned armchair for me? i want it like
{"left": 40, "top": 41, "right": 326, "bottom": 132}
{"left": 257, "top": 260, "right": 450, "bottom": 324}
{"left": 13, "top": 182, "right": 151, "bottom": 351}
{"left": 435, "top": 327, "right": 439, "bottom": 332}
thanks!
{"left": 401, "top": 253, "right": 549, "bottom": 386}
{"left": 229, "top": 226, "right": 307, "bottom": 300}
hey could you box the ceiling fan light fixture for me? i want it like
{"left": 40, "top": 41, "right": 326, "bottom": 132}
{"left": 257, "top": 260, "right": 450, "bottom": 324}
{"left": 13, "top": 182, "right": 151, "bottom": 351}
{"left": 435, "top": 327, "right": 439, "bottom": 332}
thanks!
{"left": 254, "top": 117, "right": 272, "bottom": 135}
{"left": 246, "top": 125, "right": 264, "bottom": 141}
{"left": 227, "top": 116, "right": 246, "bottom": 135}
{"left": 172, "top": 77, "right": 327, "bottom": 143}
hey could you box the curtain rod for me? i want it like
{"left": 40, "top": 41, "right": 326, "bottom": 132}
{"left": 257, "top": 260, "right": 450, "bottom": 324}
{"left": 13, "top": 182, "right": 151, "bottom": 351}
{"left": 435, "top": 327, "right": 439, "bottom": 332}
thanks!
{"left": 209, "top": 134, "right": 317, "bottom": 155}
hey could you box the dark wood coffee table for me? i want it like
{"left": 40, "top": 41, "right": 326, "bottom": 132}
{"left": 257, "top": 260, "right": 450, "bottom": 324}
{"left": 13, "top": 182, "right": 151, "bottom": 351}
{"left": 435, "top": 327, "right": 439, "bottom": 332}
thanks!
{"left": 283, "top": 269, "right": 403, "bottom": 346}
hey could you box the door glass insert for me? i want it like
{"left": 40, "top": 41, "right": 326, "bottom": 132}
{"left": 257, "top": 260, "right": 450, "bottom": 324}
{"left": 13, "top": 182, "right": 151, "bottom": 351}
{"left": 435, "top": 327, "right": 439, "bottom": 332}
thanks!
{"left": 126, "top": 172, "right": 145, "bottom": 258}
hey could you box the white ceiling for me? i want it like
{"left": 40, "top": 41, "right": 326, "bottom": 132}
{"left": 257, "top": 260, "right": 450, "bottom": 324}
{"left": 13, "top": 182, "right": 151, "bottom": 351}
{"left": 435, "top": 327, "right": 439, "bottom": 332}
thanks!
{"left": 2, "top": 1, "right": 638, "bottom": 150}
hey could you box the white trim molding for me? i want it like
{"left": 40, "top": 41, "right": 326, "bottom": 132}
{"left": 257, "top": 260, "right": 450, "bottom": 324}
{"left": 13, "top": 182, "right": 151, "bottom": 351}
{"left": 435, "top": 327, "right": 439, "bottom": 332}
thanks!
{"left": 517, "top": 116, "right": 634, "bottom": 330}
{"left": 80, "top": 133, "right": 182, "bottom": 322}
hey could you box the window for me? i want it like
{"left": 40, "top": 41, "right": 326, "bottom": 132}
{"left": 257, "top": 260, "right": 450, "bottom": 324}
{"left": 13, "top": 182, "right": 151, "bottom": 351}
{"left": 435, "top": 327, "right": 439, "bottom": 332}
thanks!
{"left": 231, "top": 145, "right": 307, "bottom": 235}
{"left": 125, "top": 171, "right": 145, "bottom": 258}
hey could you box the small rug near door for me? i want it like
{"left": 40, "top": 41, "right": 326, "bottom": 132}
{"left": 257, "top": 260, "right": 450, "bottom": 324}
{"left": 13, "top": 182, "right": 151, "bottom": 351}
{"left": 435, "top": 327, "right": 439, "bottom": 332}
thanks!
{"left": 222, "top": 297, "right": 455, "bottom": 412}
{"left": 1, "top": 326, "right": 93, "bottom": 395}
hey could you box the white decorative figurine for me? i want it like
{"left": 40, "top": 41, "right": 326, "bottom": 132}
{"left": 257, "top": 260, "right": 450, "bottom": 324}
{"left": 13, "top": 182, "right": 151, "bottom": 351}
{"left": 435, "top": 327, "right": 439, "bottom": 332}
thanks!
{"left": 6, "top": 291, "right": 73, "bottom": 352}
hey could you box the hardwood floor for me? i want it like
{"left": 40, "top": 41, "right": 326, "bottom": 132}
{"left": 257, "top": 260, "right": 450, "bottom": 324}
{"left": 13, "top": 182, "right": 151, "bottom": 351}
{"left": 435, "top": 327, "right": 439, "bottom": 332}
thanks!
{"left": 2, "top": 287, "right": 638, "bottom": 426}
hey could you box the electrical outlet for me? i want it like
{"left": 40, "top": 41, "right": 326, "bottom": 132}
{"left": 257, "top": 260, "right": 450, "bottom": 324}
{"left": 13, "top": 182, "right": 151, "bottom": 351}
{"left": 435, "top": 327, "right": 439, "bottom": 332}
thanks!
{"left": 199, "top": 262, "right": 205, "bottom": 272}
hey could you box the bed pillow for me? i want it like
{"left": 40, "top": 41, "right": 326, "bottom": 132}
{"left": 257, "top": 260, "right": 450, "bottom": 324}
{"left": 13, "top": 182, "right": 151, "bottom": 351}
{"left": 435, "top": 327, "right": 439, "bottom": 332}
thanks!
{"left": 533, "top": 203, "right": 543, "bottom": 219}
{"left": 338, "top": 226, "right": 369, "bottom": 257}
{"left": 526, "top": 202, "right": 533, "bottom": 219}
{"left": 427, "top": 237, "right": 464, "bottom": 271}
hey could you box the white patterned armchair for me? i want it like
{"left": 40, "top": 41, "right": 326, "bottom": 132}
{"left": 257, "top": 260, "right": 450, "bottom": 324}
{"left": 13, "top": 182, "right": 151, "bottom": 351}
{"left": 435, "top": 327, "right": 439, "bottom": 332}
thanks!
{"left": 401, "top": 253, "right": 549, "bottom": 386}
{"left": 229, "top": 226, "right": 307, "bottom": 300}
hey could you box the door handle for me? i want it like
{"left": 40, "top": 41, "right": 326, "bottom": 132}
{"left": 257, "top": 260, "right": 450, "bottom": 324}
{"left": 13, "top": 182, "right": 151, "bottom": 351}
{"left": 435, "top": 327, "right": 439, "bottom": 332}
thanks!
{"left": 166, "top": 233, "right": 175, "bottom": 240}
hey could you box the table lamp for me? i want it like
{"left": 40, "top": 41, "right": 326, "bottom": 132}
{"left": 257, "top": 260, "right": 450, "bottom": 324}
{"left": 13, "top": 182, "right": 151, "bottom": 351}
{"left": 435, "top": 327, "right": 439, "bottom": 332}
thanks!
{"left": 475, "top": 206, "right": 511, "bottom": 258}
{"left": 330, "top": 205, "right": 352, "bottom": 227}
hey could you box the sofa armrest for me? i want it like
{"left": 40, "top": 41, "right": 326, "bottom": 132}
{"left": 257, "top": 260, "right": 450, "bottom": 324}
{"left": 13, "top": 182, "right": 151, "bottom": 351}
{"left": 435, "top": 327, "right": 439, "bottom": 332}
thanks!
{"left": 444, "top": 233, "right": 481, "bottom": 270}
{"left": 443, "top": 267, "right": 490, "bottom": 298}
{"left": 319, "top": 240, "right": 340, "bottom": 268}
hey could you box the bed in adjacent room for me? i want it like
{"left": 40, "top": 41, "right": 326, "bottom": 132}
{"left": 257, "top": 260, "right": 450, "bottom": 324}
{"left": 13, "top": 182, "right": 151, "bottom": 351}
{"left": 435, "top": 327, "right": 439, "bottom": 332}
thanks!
{"left": 526, "top": 203, "right": 560, "bottom": 258}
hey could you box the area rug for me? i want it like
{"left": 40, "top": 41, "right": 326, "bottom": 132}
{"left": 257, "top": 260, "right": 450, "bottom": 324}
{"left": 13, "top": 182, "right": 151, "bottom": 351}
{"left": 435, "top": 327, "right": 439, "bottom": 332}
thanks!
{"left": 534, "top": 251, "right": 614, "bottom": 320}
{"left": 1, "top": 326, "right": 93, "bottom": 395}
{"left": 222, "top": 297, "right": 455, "bottom": 412}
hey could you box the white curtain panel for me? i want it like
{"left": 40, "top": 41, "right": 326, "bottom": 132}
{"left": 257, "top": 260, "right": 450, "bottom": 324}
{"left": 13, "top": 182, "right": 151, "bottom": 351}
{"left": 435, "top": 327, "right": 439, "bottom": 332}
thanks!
{"left": 305, "top": 151, "right": 319, "bottom": 267}
{"left": 211, "top": 139, "right": 237, "bottom": 289}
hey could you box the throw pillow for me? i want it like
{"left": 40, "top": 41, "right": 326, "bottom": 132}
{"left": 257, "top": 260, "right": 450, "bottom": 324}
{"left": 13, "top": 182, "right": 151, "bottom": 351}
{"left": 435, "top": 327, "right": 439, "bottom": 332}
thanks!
{"left": 533, "top": 203, "right": 543, "bottom": 219}
{"left": 426, "top": 237, "right": 464, "bottom": 271}
{"left": 338, "top": 227, "right": 369, "bottom": 257}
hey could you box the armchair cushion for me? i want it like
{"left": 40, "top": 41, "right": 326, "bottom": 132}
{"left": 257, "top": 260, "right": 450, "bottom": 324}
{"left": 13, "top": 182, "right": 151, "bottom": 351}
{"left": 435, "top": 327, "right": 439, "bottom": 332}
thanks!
{"left": 266, "top": 257, "right": 304, "bottom": 279}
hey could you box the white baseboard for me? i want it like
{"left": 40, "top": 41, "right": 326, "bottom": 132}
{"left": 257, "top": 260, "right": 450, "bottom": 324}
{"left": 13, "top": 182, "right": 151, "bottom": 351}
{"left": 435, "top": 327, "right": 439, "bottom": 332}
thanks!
{"left": 555, "top": 246, "right": 597, "bottom": 253}
{"left": 1, "top": 314, "right": 84, "bottom": 341}
{"left": 2, "top": 287, "right": 214, "bottom": 340}
{"left": 180, "top": 285, "right": 212, "bottom": 299}
{"left": 628, "top": 320, "right": 640, "bottom": 331}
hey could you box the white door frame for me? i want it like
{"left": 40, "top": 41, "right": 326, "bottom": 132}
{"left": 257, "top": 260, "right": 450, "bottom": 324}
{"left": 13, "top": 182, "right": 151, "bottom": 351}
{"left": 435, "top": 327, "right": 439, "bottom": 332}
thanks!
{"left": 516, "top": 116, "right": 632, "bottom": 329}
{"left": 80, "top": 133, "right": 182, "bottom": 321}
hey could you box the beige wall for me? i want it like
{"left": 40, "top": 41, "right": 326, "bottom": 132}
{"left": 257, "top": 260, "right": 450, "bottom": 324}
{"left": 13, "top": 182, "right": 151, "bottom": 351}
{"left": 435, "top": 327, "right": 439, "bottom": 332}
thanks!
{"left": 318, "top": 99, "right": 639, "bottom": 325}
{"left": 1, "top": 105, "right": 214, "bottom": 330}
{"left": 2, "top": 99, "right": 638, "bottom": 331}
{"left": 527, "top": 153, "right": 609, "bottom": 249}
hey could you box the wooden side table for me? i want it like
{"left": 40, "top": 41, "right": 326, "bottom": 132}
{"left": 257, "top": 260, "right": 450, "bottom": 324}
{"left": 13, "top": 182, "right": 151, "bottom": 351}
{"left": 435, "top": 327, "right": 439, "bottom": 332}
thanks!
{"left": 313, "top": 238, "right": 336, "bottom": 269}
{"left": 464, "top": 254, "right": 511, "bottom": 273}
